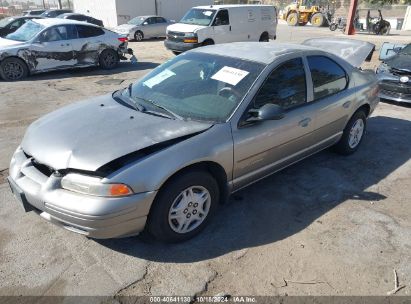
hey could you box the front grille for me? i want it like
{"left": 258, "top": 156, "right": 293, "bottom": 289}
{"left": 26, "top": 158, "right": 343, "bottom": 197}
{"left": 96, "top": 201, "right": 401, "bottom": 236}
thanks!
{"left": 380, "top": 81, "right": 411, "bottom": 94}
{"left": 167, "top": 31, "right": 185, "bottom": 42}
{"left": 390, "top": 68, "right": 411, "bottom": 77}
{"left": 23, "top": 150, "right": 55, "bottom": 177}
{"left": 31, "top": 160, "right": 54, "bottom": 177}
{"left": 380, "top": 89, "right": 411, "bottom": 100}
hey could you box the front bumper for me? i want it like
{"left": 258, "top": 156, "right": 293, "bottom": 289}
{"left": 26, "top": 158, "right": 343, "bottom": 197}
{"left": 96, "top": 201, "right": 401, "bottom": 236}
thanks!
{"left": 377, "top": 72, "right": 411, "bottom": 103}
{"left": 164, "top": 39, "right": 201, "bottom": 52}
{"left": 8, "top": 147, "right": 157, "bottom": 239}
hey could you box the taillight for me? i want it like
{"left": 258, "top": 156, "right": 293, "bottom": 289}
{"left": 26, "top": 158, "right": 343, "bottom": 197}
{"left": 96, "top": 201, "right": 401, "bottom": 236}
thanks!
{"left": 118, "top": 37, "right": 128, "bottom": 43}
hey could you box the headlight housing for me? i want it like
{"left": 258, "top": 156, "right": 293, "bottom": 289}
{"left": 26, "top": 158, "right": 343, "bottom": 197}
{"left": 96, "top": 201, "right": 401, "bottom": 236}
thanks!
{"left": 183, "top": 32, "right": 198, "bottom": 43}
{"left": 61, "top": 173, "right": 133, "bottom": 197}
{"left": 376, "top": 63, "right": 389, "bottom": 74}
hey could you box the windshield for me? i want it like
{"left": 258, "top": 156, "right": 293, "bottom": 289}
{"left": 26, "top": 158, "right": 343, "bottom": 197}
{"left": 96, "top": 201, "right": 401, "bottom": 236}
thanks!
{"left": 180, "top": 9, "right": 216, "bottom": 26}
{"left": 6, "top": 20, "right": 44, "bottom": 42}
{"left": 123, "top": 52, "right": 265, "bottom": 123}
{"left": 128, "top": 17, "right": 146, "bottom": 25}
{"left": 0, "top": 17, "right": 13, "bottom": 28}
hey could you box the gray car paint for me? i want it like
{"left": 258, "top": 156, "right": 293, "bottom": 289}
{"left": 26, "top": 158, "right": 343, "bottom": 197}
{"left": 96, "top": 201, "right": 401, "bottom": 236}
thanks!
{"left": 8, "top": 41, "right": 379, "bottom": 238}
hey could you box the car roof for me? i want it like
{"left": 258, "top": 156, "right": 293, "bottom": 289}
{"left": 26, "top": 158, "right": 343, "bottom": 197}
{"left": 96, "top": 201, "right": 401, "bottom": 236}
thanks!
{"left": 32, "top": 18, "right": 98, "bottom": 27}
{"left": 194, "top": 4, "right": 274, "bottom": 9}
{"left": 192, "top": 42, "right": 316, "bottom": 65}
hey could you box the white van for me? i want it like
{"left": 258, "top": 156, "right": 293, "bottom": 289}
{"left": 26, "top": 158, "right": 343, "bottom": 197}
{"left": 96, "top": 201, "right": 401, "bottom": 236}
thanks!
{"left": 164, "top": 5, "right": 278, "bottom": 54}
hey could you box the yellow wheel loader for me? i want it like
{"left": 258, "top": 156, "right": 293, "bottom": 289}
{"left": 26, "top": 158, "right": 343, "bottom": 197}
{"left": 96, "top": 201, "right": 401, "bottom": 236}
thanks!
{"left": 283, "top": 0, "right": 332, "bottom": 27}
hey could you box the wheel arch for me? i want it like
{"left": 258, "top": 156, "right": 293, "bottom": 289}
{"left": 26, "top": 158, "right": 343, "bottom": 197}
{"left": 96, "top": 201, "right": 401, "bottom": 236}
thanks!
{"left": 156, "top": 161, "right": 229, "bottom": 206}
{"left": 202, "top": 38, "right": 215, "bottom": 45}
{"left": 355, "top": 103, "right": 371, "bottom": 117}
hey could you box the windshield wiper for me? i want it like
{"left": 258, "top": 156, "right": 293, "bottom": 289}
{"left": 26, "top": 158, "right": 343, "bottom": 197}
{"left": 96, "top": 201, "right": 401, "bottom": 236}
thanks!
{"left": 126, "top": 84, "right": 145, "bottom": 112}
{"left": 131, "top": 94, "right": 182, "bottom": 120}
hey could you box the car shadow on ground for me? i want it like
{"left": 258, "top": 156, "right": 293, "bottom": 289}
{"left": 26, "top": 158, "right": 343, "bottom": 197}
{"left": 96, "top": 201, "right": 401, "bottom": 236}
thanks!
{"left": 131, "top": 37, "right": 166, "bottom": 43}
{"left": 13, "top": 61, "right": 160, "bottom": 82}
{"left": 97, "top": 115, "right": 411, "bottom": 263}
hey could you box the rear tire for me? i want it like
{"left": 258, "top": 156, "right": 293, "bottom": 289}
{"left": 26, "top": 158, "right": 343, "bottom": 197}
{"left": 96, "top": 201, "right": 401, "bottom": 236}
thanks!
{"left": 0, "top": 57, "right": 28, "bottom": 81}
{"left": 146, "top": 171, "right": 219, "bottom": 243}
{"left": 99, "top": 49, "right": 119, "bottom": 70}
{"left": 259, "top": 32, "right": 269, "bottom": 42}
{"left": 287, "top": 13, "right": 298, "bottom": 26}
{"left": 333, "top": 110, "right": 367, "bottom": 155}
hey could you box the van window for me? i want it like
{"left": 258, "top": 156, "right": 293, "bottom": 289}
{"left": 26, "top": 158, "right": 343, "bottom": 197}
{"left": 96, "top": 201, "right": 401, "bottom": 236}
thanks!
{"left": 213, "top": 10, "right": 229, "bottom": 26}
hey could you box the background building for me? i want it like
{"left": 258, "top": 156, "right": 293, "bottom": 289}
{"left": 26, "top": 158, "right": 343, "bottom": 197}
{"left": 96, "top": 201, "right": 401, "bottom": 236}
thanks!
{"left": 73, "top": 0, "right": 215, "bottom": 27}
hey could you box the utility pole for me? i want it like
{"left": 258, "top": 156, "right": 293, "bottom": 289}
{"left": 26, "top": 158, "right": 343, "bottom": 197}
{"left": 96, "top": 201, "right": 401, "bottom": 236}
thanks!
{"left": 42, "top": 0, "right": 46, "bottom": 9}
{"left": 345, "top": 0, "right": 358, "bottom": 35}
{"left": 57, "top": 0, "right": 62, "bottom": 9}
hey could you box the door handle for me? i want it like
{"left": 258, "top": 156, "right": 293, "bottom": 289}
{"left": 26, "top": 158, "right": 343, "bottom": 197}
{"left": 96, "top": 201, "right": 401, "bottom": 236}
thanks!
{"left": 343, "top": 101, "right": 351, "bottom": 108}
{"left": 299, "top": 117, "right": 311, "bottom": 127}
{"left": 229, "top": 25, "right": 231, "bottom": 31}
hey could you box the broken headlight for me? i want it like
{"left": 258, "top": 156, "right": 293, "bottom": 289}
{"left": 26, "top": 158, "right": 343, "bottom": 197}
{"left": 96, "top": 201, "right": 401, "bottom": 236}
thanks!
{"left": 61, "top": 173, "right": 133, "bottom": 197}
{"left": 376, "top": 63, "right": 390, "bottom": 74}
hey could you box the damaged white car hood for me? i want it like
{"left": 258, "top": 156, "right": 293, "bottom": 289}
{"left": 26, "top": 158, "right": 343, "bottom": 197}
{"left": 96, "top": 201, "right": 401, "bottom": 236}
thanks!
{"left": 21, "top": 94, "right": 212, "bottom": 172}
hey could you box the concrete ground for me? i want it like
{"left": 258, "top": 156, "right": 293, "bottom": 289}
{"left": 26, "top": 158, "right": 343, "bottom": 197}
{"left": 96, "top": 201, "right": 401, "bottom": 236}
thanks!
{"left": 0, "top": 24, "right": 410, "bottom": 300}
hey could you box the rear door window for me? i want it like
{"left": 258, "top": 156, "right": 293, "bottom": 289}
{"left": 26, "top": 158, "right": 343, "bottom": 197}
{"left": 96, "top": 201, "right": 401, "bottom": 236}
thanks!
{"left": 307, "top": 56, "right": 348, "bottom": 100}
{"left": 76, "top": 25, "right": 104, "bottom": 38}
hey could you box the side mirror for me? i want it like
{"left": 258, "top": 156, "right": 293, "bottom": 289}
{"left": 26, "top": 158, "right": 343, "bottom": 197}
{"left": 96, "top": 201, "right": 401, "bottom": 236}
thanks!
{"left": 247, "top": 103, "right": 285, "bottom": 122}
{"left": 143, "top": 22, "right": 148, "bottom": 25}
{"left": 214, "top": 18, "right": 221, "bottom": 26}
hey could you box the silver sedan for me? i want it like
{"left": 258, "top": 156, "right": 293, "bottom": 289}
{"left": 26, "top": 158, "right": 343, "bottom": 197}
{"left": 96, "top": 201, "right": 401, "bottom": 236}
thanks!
{"left": 113, "top": 15, "right": 174, "bottom": 41}
{"left": 8, "top": 39, "right": 379, "bottom": 242}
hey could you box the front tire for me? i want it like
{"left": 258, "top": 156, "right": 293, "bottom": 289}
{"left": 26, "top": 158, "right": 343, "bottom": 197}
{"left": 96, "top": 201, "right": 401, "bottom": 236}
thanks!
{"left": 334, "top": 110, "right": 367, "bottom": 155}
{"left": 311, "top": 13, "right": 324, "bottom": 27}
{"left": 99, "top": 49, "right": 119, "bottom": 70}
{"left": 329, "top": 23, "right": 337, "bottom": 31}
{"left": 259, "top": 32, "right": 269, "bottom": 42}
{"left": 0, "top": 57, "right": 28, "bottom": 81}
{"left": 146, "top": 171, "right": 219, "bottom": 243}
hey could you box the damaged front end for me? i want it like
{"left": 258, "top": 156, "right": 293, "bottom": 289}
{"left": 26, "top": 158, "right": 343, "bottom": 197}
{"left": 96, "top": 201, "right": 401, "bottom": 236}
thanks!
{"left": 376, "top": 43, "right": 411, "bottom": 103}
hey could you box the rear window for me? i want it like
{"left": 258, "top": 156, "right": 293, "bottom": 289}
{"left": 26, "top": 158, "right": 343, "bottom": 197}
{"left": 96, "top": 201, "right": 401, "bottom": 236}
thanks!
{"left": 76, "top": 25, "right": 104, "bottom": 38}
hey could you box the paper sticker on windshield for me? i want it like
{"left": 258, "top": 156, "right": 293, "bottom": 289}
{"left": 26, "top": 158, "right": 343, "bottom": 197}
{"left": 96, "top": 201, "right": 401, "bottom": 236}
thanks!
{"left": 211, "top": 66, "right": 249, "bottom": 86}
{"left": 203, "top": 11, "right": 213, "bottom": 16}
{"left": 143, "top": 69, "right": 175, "bottom": 88}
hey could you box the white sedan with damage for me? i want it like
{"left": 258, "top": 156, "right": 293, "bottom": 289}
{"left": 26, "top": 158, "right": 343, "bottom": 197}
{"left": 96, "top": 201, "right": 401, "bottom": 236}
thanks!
{"left": 0, "top": 18, "right": 133, "bottom": 81}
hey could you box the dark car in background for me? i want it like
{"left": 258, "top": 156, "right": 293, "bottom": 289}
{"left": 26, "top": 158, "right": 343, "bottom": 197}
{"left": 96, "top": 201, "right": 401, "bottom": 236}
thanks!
{"left": 22, "top": 9, "right": 46, "bottom": 16}
{"left": 377, "top": 43, "right": 411, "bottom": 104}
{"left": 0, "top": 16, "right": 43, "bottom": 37}
{"left": 40, "top": 9, "right": 73, "bottom": 18}
{"left": 58, "top": 13, "right": 104, "bottom": 27}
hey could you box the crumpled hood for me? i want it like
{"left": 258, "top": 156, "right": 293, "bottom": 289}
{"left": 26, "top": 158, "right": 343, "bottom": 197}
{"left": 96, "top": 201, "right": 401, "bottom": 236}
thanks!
{"left": 167, "top": 23, "right": 206, "bottom": 34}
{"left": 113, "top": 24, "right": 137, "bottom": 33}
{"left": 21, "top": 94, "right": 212, "bottom": 171}
{"left": 0, "top": 37, "right": 26, "bottom": 51}
{"left": 385, "top": 54, "right": 411, "bottom": 73}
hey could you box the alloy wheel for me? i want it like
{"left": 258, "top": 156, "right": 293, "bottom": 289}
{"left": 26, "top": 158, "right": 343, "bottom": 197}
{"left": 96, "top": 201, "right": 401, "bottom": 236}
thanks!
{"left": 348, "top": 119, "right": 364, "bottom": 148}
{"left": 168, "top": 186, "right": 211, "bottom": 234}
{"left": 3, "top": 61, "right": 24, "bottom": 80}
